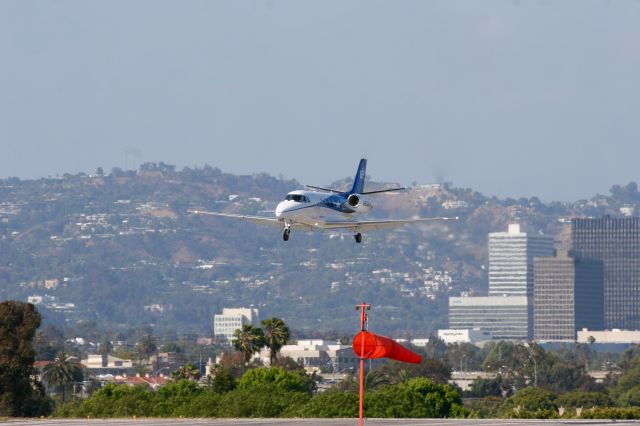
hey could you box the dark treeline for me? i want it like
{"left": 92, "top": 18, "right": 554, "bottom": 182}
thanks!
{"left": 6, "top": 301, "right": 640, "bottom": 419}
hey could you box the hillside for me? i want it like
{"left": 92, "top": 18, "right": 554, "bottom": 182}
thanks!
{"left": 1, "top": 163, "right": 638, "bottom": 337}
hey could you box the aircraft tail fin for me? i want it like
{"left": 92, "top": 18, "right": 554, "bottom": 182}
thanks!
{"left": 350, "top": 158, "right": 367, "bottom": 194}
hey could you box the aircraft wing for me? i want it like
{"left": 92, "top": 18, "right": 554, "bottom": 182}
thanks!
{"left": 188, "top": 210, "right": 314, "bottom": 230}
{"left": 188, "top": 210, "right": 282, "bottom": 227}
{"left": 319, "top": 217, "right": 456, "bottom": 231}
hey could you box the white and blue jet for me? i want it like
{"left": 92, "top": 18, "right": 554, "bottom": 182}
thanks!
{"left": 189, "top": 158, "right": 454, "bottom": 243}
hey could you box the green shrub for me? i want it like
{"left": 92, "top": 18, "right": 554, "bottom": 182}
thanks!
{"left": 366, "top": 377, "right": 466, "bottom": 418}
{"left": 290, "top": 389, "right": 358, "bottom": 417}
{"left": 58, "top": 383, "right": 155, "bottom": 418}
{"left": 499, "top": 387, "right": 558, "bottom": 419}
{"left": 238, "top": 366, "right": 311, "bottom": 394}
{"left": 581, "top": 407, "right": 640, "bottom": 419}
{"left": 219, "top": 384, "right": 310, "bottom": 417}
{"left": 154, "top": 380, "right": 205, "bottom": 417}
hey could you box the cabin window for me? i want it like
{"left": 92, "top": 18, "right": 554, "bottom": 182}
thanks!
{"left": 285, "top": 194, "right": 310, "bottom": 203}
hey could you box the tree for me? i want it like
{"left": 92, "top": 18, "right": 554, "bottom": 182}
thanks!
{"left": 0, "top": 301, "right": 51, "bottom": 416}
{"left": 170, "top": 363, "right": 201, "bottom": 381}
{"left": 98, "top": 337, "right": 113, "bottom": 356}
{"left": 261, "top": 317, "right": 290, "bottom": 365}
{"left": 41, "top": 351, "right": 82, "bottom": 403}
{"left": 467, "top": 377, "right": 503, "bottom": 398}
{"left": 218, "top": 384, "right": 310, "bottom": 417}
{"left": 422, "top": 336, "right": 449, "bottom": 361}
{"left": 556, "top": 390, "right": 612, "bottom": 410}
{"left": 365, "top": 377, "right": 465, "bottom": 418}
{"left": 377, "top": 357, "right": 452, "bottom": 384}
{"left": 292, "top": 389, "right": 358, "bottom": 417}
{"left": 33, "top": 325, "right": 65, "bottom": 361}
{"left": 205, "top": 365, "right": 236, "bottom": 393}
{"left": 447, "top": 342, "right": 482, "bottom": 372}
{"left": 336, "top": 370, "right": 390, "bottom": 392}
{"left": 232, "top": 324, "right": 265, "bottom": 372}
{"left": 238, "top": 366, "right": 311, "bottom": 393}
{"left": 136, "top": 334, "right": 157, "bottom": 363}
{"left": 499, "top": 387, "right": 558, "bottom": 419}
{"left": 218, "top": 351, "right": 245, "bottom": 378}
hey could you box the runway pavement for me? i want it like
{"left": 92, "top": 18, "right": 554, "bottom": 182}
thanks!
{"left": 2, "top": 419, "right": 640, "bottom": 425}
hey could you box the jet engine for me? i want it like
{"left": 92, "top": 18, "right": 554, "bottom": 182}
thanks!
{"left": 346, "top": 194, "right": 372, "bottom": 212}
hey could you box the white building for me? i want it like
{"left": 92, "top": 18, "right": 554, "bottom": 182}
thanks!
{"left": 438, "top": 328, "right": 492, "bottom": 345}
{"left": 488, "top": 224, "right": 554, "bottom": 297}
{"left": 83, "top": 354, "right": 136, "bottom": 375}
{"left": 448, "top": 295, "right": 529, "bottom": 341}
{"left": 213, "top": 307, "right": 260, "bottom": 345}
{"left": 577, "top": 328, "right": 640, "bottom": 344}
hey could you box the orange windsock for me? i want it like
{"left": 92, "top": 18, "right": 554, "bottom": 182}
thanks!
{"left": 352, "top": 331, "right": 422, "bottom": 364}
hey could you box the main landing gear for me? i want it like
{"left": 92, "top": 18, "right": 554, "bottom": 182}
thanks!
{"left": 282, "top": 225, "right": 291, "bottom": 241}
{"left": 354, "top": 233, "right": 362, "bottom": 243}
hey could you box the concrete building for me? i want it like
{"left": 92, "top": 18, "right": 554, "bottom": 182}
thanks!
{"left": 576, "top": 328, "right": 640, "bottom": 352}
{"left": 533, "top": 251, "right": 604, "bottom": 341}
{"left": 572, "top": 217, "right": 640, "bottom": 330}
{"left": 438, "top": 328, "right": 492, "bottom": 345}
{"left": 577, "top": 328, "right": 640, "bottom": 344}
{"left": 448, "top": 295, "right": 529, "bottom": 340}
{"left": 213, "top": 307, "right": 259, "bottom": 345}
{"left": 489, "top": 224, "right": 555, "bottom": 297}
{"left": 82, "top": 354, "right": 136, "bottom": 376}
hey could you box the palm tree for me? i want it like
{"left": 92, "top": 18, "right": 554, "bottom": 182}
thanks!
{"left": 232, "top": 324, "right": 265, "bottom": 373}
{"left": 41, "top": 351, "right": 80, "bottom": 403}
{"left": 261, "top": 317, "right": 290, "bottom": 365}
{"left": 338, "top": 369, "right": 390, "bottom": 392}
{"left": 364, "top": 369, "right": 390, "bottom": 390}
{"left": 171, "top": 362, "right": 202, "bottom": 381}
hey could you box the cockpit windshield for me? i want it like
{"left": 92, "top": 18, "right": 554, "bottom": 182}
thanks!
{"left": 285, "top": 194, "right": 310, "bottom": 203}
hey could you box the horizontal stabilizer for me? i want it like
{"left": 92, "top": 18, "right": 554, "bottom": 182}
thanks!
{"left": 361, "top": 187, "right": 406, "bottom": 195}
{"left": 305, "top": 185, "right": 343, "bottom": 194}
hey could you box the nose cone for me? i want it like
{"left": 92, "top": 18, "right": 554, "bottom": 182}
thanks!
{"left": 275, "top": 201, "right": 286, "bottom": 218}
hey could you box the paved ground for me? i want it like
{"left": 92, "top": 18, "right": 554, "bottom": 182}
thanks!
{"left": 2, "top": 419, "right": 640, "bottom": 425}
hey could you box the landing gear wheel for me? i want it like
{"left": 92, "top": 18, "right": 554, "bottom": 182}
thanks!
{"left": 354, "top": 233, "right": 362, "bottom": 243}
{"left": 283, "top": 229, "right": 290, "bottom": 241}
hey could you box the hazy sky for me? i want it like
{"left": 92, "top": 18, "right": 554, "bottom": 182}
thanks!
{"left": 2, "top": 1, "right": 640, "bottom": 201}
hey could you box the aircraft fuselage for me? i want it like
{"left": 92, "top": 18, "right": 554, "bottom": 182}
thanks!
{"left": 275, "top": 190, "right": 372, "bottom": 227}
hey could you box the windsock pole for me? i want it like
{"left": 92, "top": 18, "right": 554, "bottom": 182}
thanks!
{"left": 356, "top": 302, "right": 370, "bottom": 426}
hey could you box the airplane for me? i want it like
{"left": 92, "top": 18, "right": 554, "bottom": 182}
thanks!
{"left": 188, "top": 158, "right": 455, "bottom": 243}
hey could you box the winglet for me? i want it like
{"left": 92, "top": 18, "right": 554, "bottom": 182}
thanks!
{"left": 350, "top": 158, "right": 367, "bottom": 194}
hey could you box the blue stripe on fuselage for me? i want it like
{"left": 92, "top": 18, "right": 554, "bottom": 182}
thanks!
{"left": 280, "top": 197, "right": 354, "bottom": 215}
{"left": 322, "top": 194, "right": 355, "bottom": 214}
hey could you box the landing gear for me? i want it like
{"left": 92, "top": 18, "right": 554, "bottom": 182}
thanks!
{"left": 354, "top": 233, "right": 362, "bottom": 243}
{"left": 282, "top": 226, "right": 291, "bottom": 241}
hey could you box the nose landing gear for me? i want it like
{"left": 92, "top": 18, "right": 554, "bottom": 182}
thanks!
{"left": 354, "top": 232, "right": 362, "bottom": 243}
{"left": 282, "top": 224, "right": 291, "bottom": 241}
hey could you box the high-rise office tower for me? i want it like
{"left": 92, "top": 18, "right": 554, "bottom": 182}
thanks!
{"left": 533, "top": 251, "right": 604, "bottom": 341}
{"left": 572, "top": 217, "right": 640, "bottom": 329}
{"left": 489, "top": 224, "right": 555, "bottom": 297}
